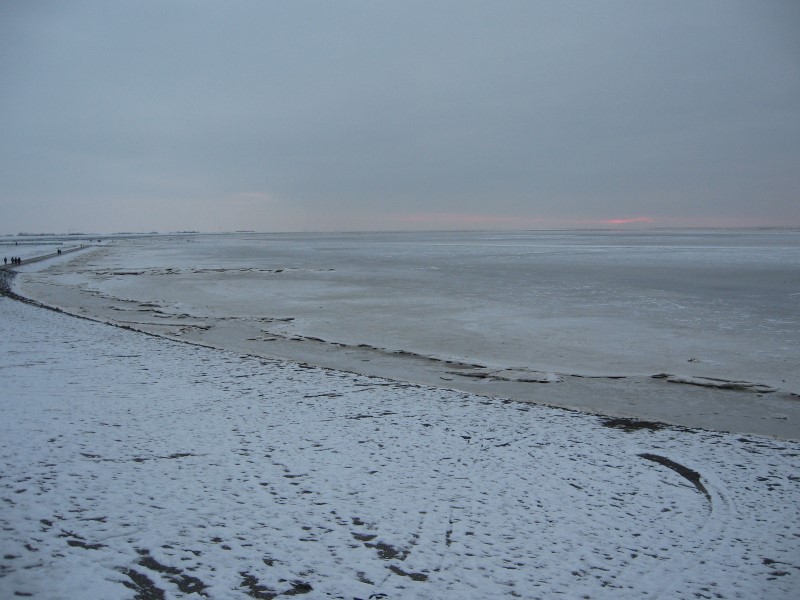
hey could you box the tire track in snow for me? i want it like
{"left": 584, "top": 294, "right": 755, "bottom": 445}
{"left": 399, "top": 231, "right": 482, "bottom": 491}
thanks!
{"left": 639, "top": 454, "right": 732, "bottom": 600}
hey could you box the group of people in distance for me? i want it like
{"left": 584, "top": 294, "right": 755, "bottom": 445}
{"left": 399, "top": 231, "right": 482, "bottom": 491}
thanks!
{"left": 4, "top": 247, "right": 64, "bottom": 267}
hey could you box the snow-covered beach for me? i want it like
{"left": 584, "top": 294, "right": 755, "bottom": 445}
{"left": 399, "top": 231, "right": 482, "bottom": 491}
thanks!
{"left": 2, "top": 230, "right": 800, "bottom": 598}
{"left": 2, "top": 292, "right": 799, "bottom": 599}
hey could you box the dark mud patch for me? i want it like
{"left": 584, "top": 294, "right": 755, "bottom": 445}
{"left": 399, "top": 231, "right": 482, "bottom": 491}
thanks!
{"left": 364, "top": 541, "right": 409, "bottom": 561}
{"left": 136, "top": 549, "right": 208, "bottom": 596}
{"left": 283, "top": 581, "right": 313, "bottom": 595}
{"left": 0, "top": 270, "right": 16, "bottom": 295}
{"left": 66, "top": 538, "right": 106, "bottom": 550}
{"left": 240, "top": 572, "right": 277, "bottom": 599}
{"left": 388, "top": 565, "right": 428, "bottom": 581}
{"left": 239, "top": 572, "right": 312, "bottom": 598}
{"left": 347, "top": 411, "right": 397, "bottom": 420}
{"left": 120, "top": 568, "right": 166, "bottom": 600}
{"left": 131, "top": 452, "right": 197, "bottom": 463}
{"left": 602, "top": 417, "right": 666, "bottom": 432}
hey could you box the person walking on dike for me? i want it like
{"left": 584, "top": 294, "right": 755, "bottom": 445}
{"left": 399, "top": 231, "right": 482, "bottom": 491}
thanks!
{"left": 3, "top": 257, "right": 6, "bottom": 265}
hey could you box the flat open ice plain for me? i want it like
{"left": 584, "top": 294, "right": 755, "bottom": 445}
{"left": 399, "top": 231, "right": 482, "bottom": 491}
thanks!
{"left": 1, "top": 293, "right": 799, "bottom": 599}
{"left": 11, "top": 229, "right": 800, "bottom": 437}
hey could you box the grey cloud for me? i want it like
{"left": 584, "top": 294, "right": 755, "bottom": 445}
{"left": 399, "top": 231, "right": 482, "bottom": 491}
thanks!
{"left": 1, "top": 1, "right": 798, "bottom": 232}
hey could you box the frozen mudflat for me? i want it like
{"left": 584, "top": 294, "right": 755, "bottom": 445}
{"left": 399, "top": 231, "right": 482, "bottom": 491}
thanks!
{"left": 12, "top": 230, "right": 800, "bottom": 437}
{"left": 1, "top": 296, "right": 799, "bottom": 599}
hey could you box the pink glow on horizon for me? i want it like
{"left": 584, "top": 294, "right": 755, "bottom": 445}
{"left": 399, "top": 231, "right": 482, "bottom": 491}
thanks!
{"left": 598, "top": 217, "right": 655, "bottom": 225}
{"left": 395, "top": 213, "right": 658, "bottom": 229}
{"left": 388, "top": 212, "right": 795, "bottom": 231}
{"left": 398, "top": 213, "right": 541, "bottom": 225}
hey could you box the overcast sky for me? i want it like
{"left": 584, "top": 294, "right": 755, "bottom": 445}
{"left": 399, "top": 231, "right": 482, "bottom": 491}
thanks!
{"left": 1, "top": 1, "right": 798, "bottom": 234}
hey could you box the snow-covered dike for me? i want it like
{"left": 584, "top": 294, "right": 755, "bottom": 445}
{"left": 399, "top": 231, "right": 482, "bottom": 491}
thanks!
{"left": 1, "top": 297, "right": 798, "bottom": 599}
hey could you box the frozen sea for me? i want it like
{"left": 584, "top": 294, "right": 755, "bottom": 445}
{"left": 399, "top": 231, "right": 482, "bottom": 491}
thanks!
{"left": 12, "top": 229, "right": 800, "bottom": 436}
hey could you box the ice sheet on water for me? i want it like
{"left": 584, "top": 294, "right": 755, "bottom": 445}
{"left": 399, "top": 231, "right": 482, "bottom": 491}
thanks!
{"left": 17, "top": 230, "right": 800, "bottom": 392}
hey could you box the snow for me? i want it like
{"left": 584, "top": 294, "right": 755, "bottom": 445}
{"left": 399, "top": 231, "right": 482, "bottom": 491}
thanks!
{"left": 2, "top": 295, "right": 798, "bottom": 599}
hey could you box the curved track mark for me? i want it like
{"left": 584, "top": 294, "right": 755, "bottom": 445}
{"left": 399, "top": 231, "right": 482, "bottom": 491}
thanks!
{"left": 638, "top": 453, "right": 711, "bottom": 501}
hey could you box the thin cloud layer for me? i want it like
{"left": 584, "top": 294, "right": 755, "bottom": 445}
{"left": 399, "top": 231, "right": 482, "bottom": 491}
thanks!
{"left": 1, "top": 1, "right": 798, "bottom": 233}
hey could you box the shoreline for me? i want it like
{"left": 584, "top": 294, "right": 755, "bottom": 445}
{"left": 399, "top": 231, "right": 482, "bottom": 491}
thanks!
{"left": 6, "top": 250, "right": 800, "bottom": 440}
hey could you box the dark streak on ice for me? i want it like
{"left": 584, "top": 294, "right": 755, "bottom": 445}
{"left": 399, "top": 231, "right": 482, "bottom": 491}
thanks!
{"left": 638, "top": 453, "right": 711, "bottom": 502}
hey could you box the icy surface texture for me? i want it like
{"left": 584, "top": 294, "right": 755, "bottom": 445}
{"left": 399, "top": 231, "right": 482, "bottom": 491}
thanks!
{"left": 20, "top": 230, "right": 800, "bottom": 391}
